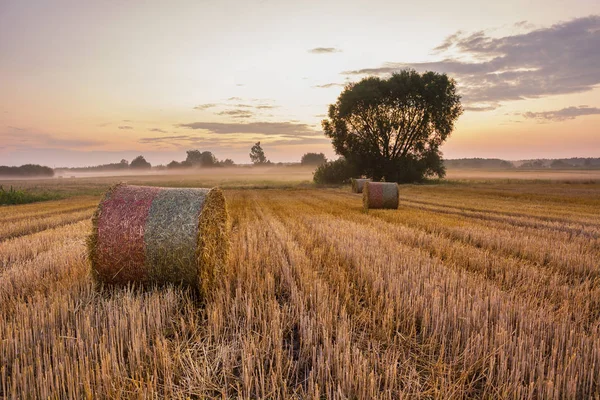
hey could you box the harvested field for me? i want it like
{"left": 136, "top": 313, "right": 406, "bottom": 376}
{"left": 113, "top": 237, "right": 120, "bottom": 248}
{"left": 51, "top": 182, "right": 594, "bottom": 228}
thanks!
{"left": 1, "top": 179, "right": 599, "bottom": 398}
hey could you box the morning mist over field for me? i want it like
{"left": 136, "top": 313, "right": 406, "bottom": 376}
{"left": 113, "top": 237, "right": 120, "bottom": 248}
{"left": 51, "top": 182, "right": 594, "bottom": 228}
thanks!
{"left": 1, "top": 0, "right": 599, "bottom": 167}
{"left": 4, "top": 1, "right": 600, "bottom": 398}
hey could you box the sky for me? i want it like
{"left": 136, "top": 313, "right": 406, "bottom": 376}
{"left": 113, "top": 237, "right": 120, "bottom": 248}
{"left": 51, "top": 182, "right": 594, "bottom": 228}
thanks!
{"left": 0, "top": 0, "right": 599, "bottom": 167}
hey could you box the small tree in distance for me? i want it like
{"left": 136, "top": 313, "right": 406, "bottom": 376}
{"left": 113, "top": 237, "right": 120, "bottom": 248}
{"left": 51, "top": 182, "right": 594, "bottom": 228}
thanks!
{"left": 130, "top": 155, "right": 151, "bottom": 169}
{"left": 250, "top": 142, "right": 269, "bottom": 165}
{"left": 301, "top": 152, "right": 327, "bottom": 166}
{"left": 185, "top": 150, "right": 217, "bottom": 167}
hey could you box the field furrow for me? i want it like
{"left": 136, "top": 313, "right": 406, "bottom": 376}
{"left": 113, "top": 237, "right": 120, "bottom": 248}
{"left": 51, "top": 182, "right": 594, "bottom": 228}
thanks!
{"left": 1, "top": 183, "right": 599, "bottom": 399}
{"left": 0, "top": 208, "right": 95, "bottom": 241}
{"left": 0, "top": 219, "right": 91, "bottom": 270}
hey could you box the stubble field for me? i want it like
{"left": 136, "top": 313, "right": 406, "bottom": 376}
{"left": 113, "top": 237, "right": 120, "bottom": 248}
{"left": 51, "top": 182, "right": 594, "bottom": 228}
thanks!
{"left": 1, "top": 173, "right": 599, "bottom": 399}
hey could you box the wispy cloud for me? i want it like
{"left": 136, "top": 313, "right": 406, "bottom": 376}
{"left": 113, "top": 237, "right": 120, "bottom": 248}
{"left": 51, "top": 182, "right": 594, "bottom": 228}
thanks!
{"left": 149, "top": 128, "right": 168, "bottom": 133}
{"left": 217, "top": 109, "right": 254, "bottom": 119}
{"left": 343, "top": 16, "right": 600, "bottom": 110}
{"left": 195, "top": 99, "right": 278, "bottom": 112}
{"left": 309, "top": 47, "right": 342, "bottom": 54}
{"left": 118, "top": 125, "right": 133, "bottom": 130}
{"left": 464, "top": 105, "right": 499, "bottom": 112}
{"left": 522, "top": 106, "right": 600, "bottom": 122}
{"left": 193, "top": 103, "right": 218, "bottom": 110}
{"left": 139, "top": 135, "right": 193, "bottom": 143}
{"left": 176, "top": 121, "right": 320, "bottom": 136}
{"left": 313, "top": 82, "right": 345, "bottom": 88}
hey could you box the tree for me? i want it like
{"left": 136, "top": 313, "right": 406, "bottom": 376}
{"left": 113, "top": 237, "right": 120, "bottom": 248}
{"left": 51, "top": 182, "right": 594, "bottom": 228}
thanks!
{"left": 322, "top": 70, "right": 462, "bottom": 183}
{"left": 301, "top": 152, "right": 327, "bottom": 166}
{"left": 551, "top": 160, "right": 572, "bottom": 169}
{"left": 185, "top": 150, "right": 217, "bottom": 167}
{"left": 219, "top": 158, "right": 235, "bottom": 167}
{"left": 250, "top": 142, "right": 269, "bottom": 165}
{"left": 167, "top": 160, "right": 182, "bottom": 169}
{"left": 313, "top": 158, "right": 357, "bottom": 184}
{"left": 130, "top": 155, "right": 151, "bottom": 169}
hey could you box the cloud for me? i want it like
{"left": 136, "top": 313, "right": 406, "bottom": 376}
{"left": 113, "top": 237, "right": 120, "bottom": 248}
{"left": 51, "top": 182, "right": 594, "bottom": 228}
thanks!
{"left": 194, "top": 99, "right": 278, "bottom": 113}
{"left": 313, "top": 82, "right": 345, "bottom": 88}
{"left": 118, "top": 125, "right": 133, "bottom": 130}
{"left": 176, "top": 121, "right": 320, "bottom": 136}
{"left": 309, "top": 47, "right": 342, "bottom": 54}
{"left": 343, "top": 16, "right": 600, "bottom": 109}
{"left": 149, "top": 128, "right": 168, "bottom": 133}
{"left": 217, "top": 109, "right": 254, "bottom": 119}
{"left": 194, "top": 103, "right": 218, "bottom": 110}
{"left": 463, "top": 105, "right": 499, "bottom": 112}
{"left": 7, "top": 126, "right": 26, "bottom": 131}
{"left": 139, "top": 135, "right": 193, "bottom": 143}
{"left": 522, "top": 106, "right": 600, "bottom": 121}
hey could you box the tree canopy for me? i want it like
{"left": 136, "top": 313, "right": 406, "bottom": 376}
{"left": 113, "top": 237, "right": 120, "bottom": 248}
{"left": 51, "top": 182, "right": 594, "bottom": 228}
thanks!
{"left": 250, "top": 142, "right": 269, "bottom": 165}
{"left": 185, "top": 150, "right": 218, "bottom": 167}
{"left": 130, "top": 155, "right": 151, "bottom": 169}
{"left": 301, "top": 152, "right": 327, "bottom": 166}
{"left": 0, "top": 164, "right": 54, "bottom": 177}
{"left": 322, "top": 69, "right": 462, "bottom": 182}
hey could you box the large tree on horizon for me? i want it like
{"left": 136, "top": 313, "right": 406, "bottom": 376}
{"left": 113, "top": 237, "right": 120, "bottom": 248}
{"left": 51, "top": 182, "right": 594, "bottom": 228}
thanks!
{"left": 322, "top": 70, "right": 463, "bottom": 182}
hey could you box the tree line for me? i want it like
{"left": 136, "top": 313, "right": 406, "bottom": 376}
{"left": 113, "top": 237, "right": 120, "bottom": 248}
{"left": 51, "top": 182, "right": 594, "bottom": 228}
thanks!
{"left": 0, "top": 164, "right": 54, "bottom": 177}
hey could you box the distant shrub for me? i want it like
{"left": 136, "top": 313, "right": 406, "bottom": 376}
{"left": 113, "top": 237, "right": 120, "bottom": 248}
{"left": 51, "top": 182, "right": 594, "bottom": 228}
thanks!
{"left": 313, "top": 158, "right": 357, "bottom": 184}
{"left": 0, "top": 186, "right": 61, "bottom": 205}
{"left": 0, "top": 164, "right": 54, "bottom": 177}
{"left": 130, "top": 155, "right": 152, "bottom": 169}
{"left": 301, "top": 152, "right": 327, "bottom": 166}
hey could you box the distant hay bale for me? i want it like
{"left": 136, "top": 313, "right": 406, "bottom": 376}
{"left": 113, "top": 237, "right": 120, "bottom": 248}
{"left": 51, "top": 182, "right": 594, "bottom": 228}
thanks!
{"left": 88, "top": 184, "right": 229, "bottom": 297}
{"left": 363, "top": 182, "right": 399, "bottom": 210}
{"left": 351, "top": 178, "right": 371, "bottom": 193}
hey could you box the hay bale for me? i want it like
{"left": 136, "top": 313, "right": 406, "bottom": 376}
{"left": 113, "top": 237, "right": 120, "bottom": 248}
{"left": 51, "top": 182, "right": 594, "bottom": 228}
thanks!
{"left": 351, "top": 178, "right": 371, "bottom": 193}
{"left": 363, "top": 182, "right": 399, "bottom": 210}
{"left": 88, "top": 184, "right": 229, "bottom": 296}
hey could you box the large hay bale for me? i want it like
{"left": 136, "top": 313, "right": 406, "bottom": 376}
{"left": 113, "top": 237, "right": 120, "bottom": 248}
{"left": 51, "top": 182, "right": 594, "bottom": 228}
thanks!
{"left": 88, "top": 184, "right": 229, "bottom": 296}
{"left": 351, "top": 178, "right": 371, "bottom": 193}
{"left": 363, "top": 182, "right": 399, "bottom": 210}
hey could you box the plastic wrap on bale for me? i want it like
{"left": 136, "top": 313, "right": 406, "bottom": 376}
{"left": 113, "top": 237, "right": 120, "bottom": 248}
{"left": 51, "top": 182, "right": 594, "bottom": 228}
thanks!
{"left": 87, "top": 184, "right": 229, "bottom": 298}
{"left": 363, "top": 182, "right": 399, "bottom": 210}
{"left": 351, "top": 178, "right": 371, "bottom": 193}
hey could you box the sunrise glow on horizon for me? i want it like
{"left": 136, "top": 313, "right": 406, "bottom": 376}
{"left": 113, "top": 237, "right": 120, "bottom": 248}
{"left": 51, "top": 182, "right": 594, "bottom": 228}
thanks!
{"left": 1, "top": 0, "right": 599, "bottom": 167}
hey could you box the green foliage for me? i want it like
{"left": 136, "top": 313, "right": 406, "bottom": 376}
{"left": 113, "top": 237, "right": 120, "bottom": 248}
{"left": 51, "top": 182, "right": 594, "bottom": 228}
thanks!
{"left": 322, "top": 69, "right": 462, "bottom": 183}
{"left": 130, "top": 155, "right": 152, "bottom": 169}
{"left": 551, "top": 160, "right": 573, "bottom": 169}
{"left": 250, "top": 142, "right": 269, "bottom": 165}
{"left": 301, "top": 152, "right": 327, "bottom": 166}
{"left": 186, "top": 150, "right": 218, "bottom": 167}
{"left": 0, "top": 164, "right": 54, "bottom": 177}
{"left": 313, "top": 158, "right": 357, "bottom": 184}
{"left": 0, "top": 185, "right": 61, "bottom": 205}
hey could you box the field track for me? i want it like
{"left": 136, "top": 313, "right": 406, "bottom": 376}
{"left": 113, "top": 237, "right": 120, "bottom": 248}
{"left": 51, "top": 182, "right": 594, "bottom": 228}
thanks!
{"left": 1, "top": 183, "right": 599, "bottom": 398}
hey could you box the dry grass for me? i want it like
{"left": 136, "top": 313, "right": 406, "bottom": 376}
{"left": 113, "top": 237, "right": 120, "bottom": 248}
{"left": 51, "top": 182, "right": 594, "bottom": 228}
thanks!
{"left": 1, "top": 178, "right": 600, "bottom": 398}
